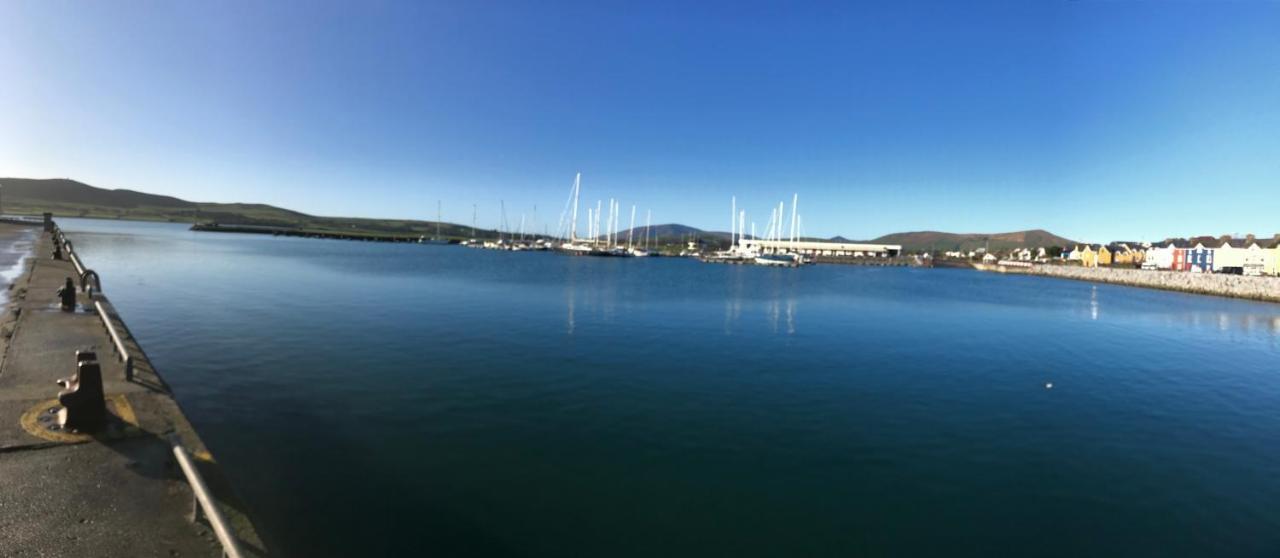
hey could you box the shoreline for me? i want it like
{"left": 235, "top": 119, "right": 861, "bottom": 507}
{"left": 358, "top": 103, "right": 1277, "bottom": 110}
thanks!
{"left": 973, "top": 262, "right": 1280, "bottom": 304}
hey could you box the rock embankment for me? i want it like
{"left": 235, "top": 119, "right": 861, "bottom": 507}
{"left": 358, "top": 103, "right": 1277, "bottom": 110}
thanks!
{"left": 974, "top": 263, "right": 1280, "bottom": 303}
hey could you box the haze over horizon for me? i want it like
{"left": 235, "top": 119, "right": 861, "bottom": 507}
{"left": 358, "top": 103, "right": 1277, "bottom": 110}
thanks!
{"left": 3, "top": 1, "right": 1278, "bottom": 242}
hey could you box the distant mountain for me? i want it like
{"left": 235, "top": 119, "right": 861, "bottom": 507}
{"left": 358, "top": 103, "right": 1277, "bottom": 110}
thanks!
{"left": 3, "top": 178, "right": 1080, "bottom": 248}
{"left": 870, "top": 229, "right": 1076, "bottom": 252}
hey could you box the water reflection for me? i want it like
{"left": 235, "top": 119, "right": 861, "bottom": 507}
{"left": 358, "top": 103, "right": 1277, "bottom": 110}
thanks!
{"left": 1078, "top": 283, "right": 1280, "bottom": 339}
{"left": 767, "top": 297, "right": 798, "bottom": 335}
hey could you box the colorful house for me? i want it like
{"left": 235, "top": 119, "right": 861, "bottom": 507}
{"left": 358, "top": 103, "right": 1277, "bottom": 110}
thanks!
{"left": 1271, "top": 244, "right": 1280, "bottom": 276}
{"left": 1188, "top": 243, "right": 1215, "bottom": 273}
{"left": 1172, "top": 246, "right": 1189, "bottom": 270}
{"left": 1078, "top": 245, "right": 1097, "bottom": 267}
{"left": 1097, "top": 245, "right": 1113, "bottom": 266}
{"left": 1108, "top": 243, "right": 1144, "bottom": 267}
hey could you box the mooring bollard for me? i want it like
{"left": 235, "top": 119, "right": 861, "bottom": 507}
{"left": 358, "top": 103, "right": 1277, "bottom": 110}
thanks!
{"left": 56, "top": 351, "right": 106, "bottom": 432}
{"left": 57, "top": 278, "right": 77, "bottom": 311}
{"left": 51, "top": 241, "right": 63, "bottom": 260}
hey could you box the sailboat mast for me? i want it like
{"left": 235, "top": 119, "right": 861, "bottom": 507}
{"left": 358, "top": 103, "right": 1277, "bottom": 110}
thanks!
{"left": 644, "top": 209, "right": 651, "bottom": 250}
{"left": 628, "top": 205, "right": 636, "bottom": 250}
{"left": 731, "top": 196, "right": 737, "bottom": 250}
{"left": 436, "top": 200, "right": 442, "bottom": 239}
{"left": 790, "top": 193, "right": 799, "bottom": 249}
{"left": 595, "top": 200, "right": 602, "bottom": 246}
{"left": 738, "top": 210, "right": 745, "bottom": 250}
{"left": 571, "top": 173, "right": 580, "bottom": 242}
{"left": 471, "top": 204, "right": 477, "bottom": 239}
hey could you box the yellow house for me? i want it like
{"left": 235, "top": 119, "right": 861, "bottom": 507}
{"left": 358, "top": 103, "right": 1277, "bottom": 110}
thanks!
{"left": 1109, "top": 244, "right": 1143, "bottom": 266}
{"left": 1269, "top": 244, "right": 1280, "bottom": 276}
{"left": 1079, "top": 245, "right": 1097, "bottom": 267}
{"left": 1097, "top": 245, "right": 1113, "bottom": 266}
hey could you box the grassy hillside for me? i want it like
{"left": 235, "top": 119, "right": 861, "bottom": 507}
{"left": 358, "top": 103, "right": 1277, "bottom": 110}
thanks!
{"left": 870, "top": 229, "right": 1076, "bottom": 252}
{"left": 1, "top": 177, "right": 499, "bottom": 239}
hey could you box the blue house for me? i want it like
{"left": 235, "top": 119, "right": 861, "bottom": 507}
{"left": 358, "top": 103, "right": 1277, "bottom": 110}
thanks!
{"left": 1188, "top": 243, "right": 1215, "bottom": 272}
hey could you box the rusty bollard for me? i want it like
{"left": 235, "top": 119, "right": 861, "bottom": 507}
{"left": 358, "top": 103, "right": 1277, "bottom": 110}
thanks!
{"left": 57, "top": 278, "right": 76, "bottom": 311}
{"left": 57, "top": 351, "right": 106, "bottom": 432}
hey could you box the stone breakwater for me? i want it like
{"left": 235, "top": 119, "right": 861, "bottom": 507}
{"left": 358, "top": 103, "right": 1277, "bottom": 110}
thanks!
{"left": 974, "top": 263, "right": 1280, "bottom": 303}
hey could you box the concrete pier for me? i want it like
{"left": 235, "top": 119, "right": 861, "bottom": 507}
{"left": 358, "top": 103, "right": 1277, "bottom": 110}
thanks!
{"left": 0, "top": 222, "right": 268, "bottom": 556}
{"left": 974, "top": 262, "right": 1280, "bottom": 303}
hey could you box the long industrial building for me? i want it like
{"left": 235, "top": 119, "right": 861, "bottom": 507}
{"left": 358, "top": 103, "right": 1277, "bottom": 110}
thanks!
{"left": 741, "top": 239, "right": 902, "bottom": 258}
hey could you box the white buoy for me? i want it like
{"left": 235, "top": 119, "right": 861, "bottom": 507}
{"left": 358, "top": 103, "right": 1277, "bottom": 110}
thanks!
{"left": 1045, "top": 382, "right": 1054, "bottom": 389}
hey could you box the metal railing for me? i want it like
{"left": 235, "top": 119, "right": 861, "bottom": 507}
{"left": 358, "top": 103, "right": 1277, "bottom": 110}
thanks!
{"left": 55, "top": 222, "right": 246, "bottom": 557}
{"left": 173, "top": 445, "right": 246, "bottom": 558}
{"left": 53, "top": 226, "right": 127, "bottom": 380}
{"left": 93, "top": 300, "right": 134, "bottom": 381}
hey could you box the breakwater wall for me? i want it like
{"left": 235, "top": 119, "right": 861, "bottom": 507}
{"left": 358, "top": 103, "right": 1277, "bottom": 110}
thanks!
{"left": 1, "top": 219, "right": 268, "bottom": 556}
{"left": 974, "top": 263, "right": 1280, "bottom": 303}
{"left": 191, "top": 222, "right": 432, "bottom": 243}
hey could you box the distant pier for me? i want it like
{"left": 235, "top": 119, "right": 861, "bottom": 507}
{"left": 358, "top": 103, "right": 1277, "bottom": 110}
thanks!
{"left": 192, "top": 222, "right": 433, "bottom": 243}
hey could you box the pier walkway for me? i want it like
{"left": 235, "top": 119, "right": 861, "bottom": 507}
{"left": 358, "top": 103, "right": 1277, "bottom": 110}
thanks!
{"left": 0, "top": 222, "right": 267, "bottom": 557}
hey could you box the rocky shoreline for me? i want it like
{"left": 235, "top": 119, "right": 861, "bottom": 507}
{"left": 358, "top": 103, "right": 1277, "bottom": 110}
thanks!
{"left": 973, "top": 262, "right": 1280, "bottom": 304}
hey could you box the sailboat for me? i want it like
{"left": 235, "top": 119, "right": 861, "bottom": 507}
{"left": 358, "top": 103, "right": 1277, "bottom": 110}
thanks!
{"left": 753, "top": 194, "right": 809, "bottom": 267}
{"left": 630, "top": 208, "right": 651, "bottom": 257}
{"left": 421, "top": 200, "right": 451, "bottom": 244}
{"left": 557, "top": 173, "right": 594, "bottom": 255}
{"left": 703, "top": 197, "right": 757, "bottom": 263}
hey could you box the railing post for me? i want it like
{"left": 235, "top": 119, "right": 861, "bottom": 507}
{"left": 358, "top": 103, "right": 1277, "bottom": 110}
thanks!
{"left": 172, "top": 445, "right": 246, "bottom": 558}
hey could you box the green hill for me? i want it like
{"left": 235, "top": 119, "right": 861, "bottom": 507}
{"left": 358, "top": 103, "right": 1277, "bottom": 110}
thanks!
{"left": 0, "top": 177, "right": 496, "bottom": 239}
{"left": 869, "top": 229, "right": 1076, "bottom": 252}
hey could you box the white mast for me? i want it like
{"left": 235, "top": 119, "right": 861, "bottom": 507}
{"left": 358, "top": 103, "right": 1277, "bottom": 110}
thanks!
{"left": 789, "top": 193, "right": 799, "bottom": 250}
{"left": 628, "top": 205, "right": 636, "bottom": 249}
{"left": 731, "top": 196, "right": 736, "bottom": 251}
{"left": 571, "top": 173, "right": 581, "bottom": 242}
{"left": 738, "top": 210, "right": 745, "bottom": 250}
{"left": 519, "top": 213, "right": 526, "bottom": 241}
{"left": 436, "top": 200, "right": 442, "bottom": 240}
{"left": 644, "top": 209, "right": 651, "bottom": 250}
{"left": 595, "top": 200, "right": 602, "bottom": 246}
{"left": 778, "top": 201, "right": 784, "bottom": 242}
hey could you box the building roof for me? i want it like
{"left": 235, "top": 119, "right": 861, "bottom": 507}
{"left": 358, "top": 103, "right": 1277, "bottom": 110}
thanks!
{"left": 741, "top": 239, "right": 901, "bottom": 252}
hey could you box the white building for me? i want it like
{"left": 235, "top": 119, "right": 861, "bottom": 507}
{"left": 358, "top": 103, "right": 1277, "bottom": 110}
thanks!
{"left": 1146, "top": 244, "right": 1177, "bottom": 270}
{"left": 740, "top": 239, "right": 901, "bottom": 258}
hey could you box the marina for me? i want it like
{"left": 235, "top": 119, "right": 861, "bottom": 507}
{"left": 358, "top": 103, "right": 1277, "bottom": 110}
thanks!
{"left": 42, "top": 217, "right": 1280, "bottom": 557}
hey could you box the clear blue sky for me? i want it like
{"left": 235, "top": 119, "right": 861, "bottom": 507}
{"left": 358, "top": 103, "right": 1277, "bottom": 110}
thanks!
{"left": 2, "top": 1, "right": 1277, "bottom": 242}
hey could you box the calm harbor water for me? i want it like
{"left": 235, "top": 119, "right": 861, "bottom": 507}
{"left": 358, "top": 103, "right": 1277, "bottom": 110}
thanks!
{"left": 61, "top": 218, "right": 1280, "bottom": 557}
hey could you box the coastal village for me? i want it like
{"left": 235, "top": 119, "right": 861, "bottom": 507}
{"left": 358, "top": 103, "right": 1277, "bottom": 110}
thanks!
{"left": 965, "top": 236, "right": 1280, "bottom": 277}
